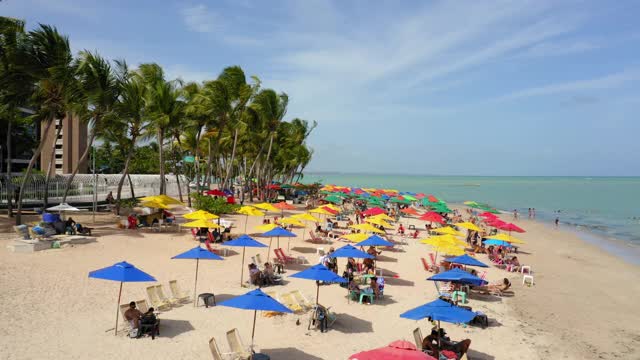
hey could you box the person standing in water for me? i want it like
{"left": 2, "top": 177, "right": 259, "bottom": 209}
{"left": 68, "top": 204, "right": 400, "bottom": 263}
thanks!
{"left": 555, "top": 217, "right": 559, "bottom": 227}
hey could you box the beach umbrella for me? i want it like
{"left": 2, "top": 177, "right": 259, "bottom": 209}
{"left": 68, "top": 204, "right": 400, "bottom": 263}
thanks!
{"left": 487, "top": 233, "right": 526, "bottom": 244}
{"left": 259, "top": 227, "right": 297, "bottom": 257}
{"left": 364, "top": 217, "right": 393, "bottom": 228}
{"left": 446, "top": 254, "right": 489, "bottom": 268}
{"left": 182, "top": 219, "right": 222, "bottom": 229}
{"left": 255, "top": 223, "right": 278, "bottom": 232}
{"left": 432, "top": 227, "right": 463, "bottom": 237}
{"left": 324, "top": 195, "right": 343, "bottom": 204}
{"left": 341, "top": 233, "right": 370, "bottom": 242}
{"left": 323, "top": 204, "right": 341, "bottom": 212}
{"left": 368, "top": 213, "right": 395, "bottom": 222}
{"left": 253, "top": 202, "right": 279, "bottom": 212}
{"left": 206, "top": 189, "right": 226, "bottom": 196}
{"left": 278, "top": 217, "right": 305, "bottom": 227}
{"left": 224, "top": 235, "right": 268, "bottom": 286}
{"left": 183, "top": 210, "right": 219, "bottom": 220}
{"left": 362, "top": 207, "right": 386, "bottom": 216}
{"left": 289, "top": 264, "right": 347, "bottom": 304}
{"left": 329, "top": 244, "right": 374, "bottom": 259}
{"left": 479, "top": 212, "right": 498, "bottom": 218}
{"left": 309, "top": 207, "right": 334, "bottom": 216}
{"left": 292, "top": 213, "right": 320, "bottom": 222}
{"left": 273, "top": 201, "right": 296, "bottom": 217}
{"left": 455, "top": 222, "right": 481, "bottom": 232}
{"left": 140, "top": 200, "right": 170, "bottom": 209}
{"left": 402, "top": 194, "right": 417, "bottom": 201}
{"left": 358, "top": 234, "right": 394, "bottom": 247}
{"left": 499, "top": 223, "right": 526, "bottom": 233}
{"left": 421, "top": 235, "right": 467, "bottom": 248}
{"left": 218, "top": 289, "right": 292, "bottom": 353}
{"left": 139, "top": 195, "right": 184, "bottom": 206}
{"left": 428, "top": 268, "right": 487, "bottom": 286}
{"left": 237, "top": 206, "right": 265, "bottom": 233}
{"left": 400, "top": 208, "right": 420, "bottom": 216}
{"left": 390, "top": 197, "right": 412, "bottom": 205}
{"left": 349, "top": 340, "right": 435, "bottom": 360}
{"left": 350, "top": 223, "right": 385, "bottom": 234}
{"left": 483, "top": 239, "right": 513, "bottom": 247}
{"left": 367, "top": 198, "right": 385, "bottom": 207}
{"left": 88, "top": 261, "right": 156, "bottom": 335}
{"left": 419, "top": 212, "right": 445, "bottom": 224}
{"left": 46, "top": 203, "right": 80, "bottom": 212}
{"left": 400, "top": 298, "right": 476, "bottom": 324}
{"left": 428, "top": 195, "right": 439, "bottom": 203}
{"left": 171, "top": 246, "right": 223, "bottom": 306}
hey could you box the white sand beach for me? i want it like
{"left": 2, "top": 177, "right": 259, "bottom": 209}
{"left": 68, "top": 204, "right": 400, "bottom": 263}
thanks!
{"left": 1, "top": 205, "right": 639, "bottom": 360}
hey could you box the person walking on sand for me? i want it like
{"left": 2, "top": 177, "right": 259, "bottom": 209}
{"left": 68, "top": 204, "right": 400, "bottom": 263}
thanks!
{"left": 513, "top": 209, "right": 518, "bottom": 220}
{"left": 555, "top": 217, "right": 559, "bottom": 228}
{"left": 528, "top": 208, "right": 532, "bottom": 218}
{"left": 532, "top": 208, "right": 536, "bottom": 218}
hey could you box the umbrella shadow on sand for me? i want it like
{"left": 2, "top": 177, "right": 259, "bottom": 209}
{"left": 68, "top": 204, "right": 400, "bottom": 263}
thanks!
{"left": 468, "top": 349, "right": 496, "bottom": 360}
{"left": 260, "top": 347, "right": 323, "bottom": 360}
{"left": 331, "top": 313, "right": 373, "bottom": 334}
{"left": 375, "top": 255, "right": 398, "bottom": 263}
{"left": 156, "top": 319, "right": 195, "bottom": 338}
{"left": 291, "top": 246, "right": 318, "bottom": 254}
{"left": 384, "top": 277, "right": 414, "bottom": 287}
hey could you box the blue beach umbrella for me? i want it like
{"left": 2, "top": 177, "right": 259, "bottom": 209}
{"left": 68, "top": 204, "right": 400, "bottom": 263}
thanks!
{"left": 400, "top": 298, "right": 476, "bottom": 324}
{"left": 172, "top": 246, "right": 223, "bottom": 306}
{"left": 88, "top": 261, "right": 156, "bottom": 335}
{"left": 427, "top": 268, "right": 487, "bottom": 286}
{"left": 224, "top": 235, "right": 267, "bottom": 286}
{"left": 483, "top": 239, "right": 513, "bottom": 247}
{"left": 290, "top": 264, "right": 347, "bottom": 304}
{"left": 358, "top": 234, "right": 395, "bottom": 247}
{"left": 218, "top": 288, "right": 292, "bottom": 351}
{"left": 329, "top": 244, "right": 374, "bottom": 259}
{"left": 446, "top": 254, "right": 489, "bottom": 268}
{"left": 259, "top": 226, "right": 297, "bottom": 258}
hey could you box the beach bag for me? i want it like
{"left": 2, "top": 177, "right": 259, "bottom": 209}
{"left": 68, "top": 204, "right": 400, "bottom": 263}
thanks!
{"left": 471, "top": 312, "right": 488, "bottom": 329}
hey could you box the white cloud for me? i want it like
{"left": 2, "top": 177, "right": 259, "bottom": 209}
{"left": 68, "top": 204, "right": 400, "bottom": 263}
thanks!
{"left": 520, "top": 40, "right": 600, "bottom": 57}
{"left": 181, "top": 4, "right": 219, "bottom": 33}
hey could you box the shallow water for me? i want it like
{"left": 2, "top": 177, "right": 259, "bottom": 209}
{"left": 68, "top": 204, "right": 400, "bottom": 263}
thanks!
{"left": 303, "top": 174, "right": 640, "bottom": 261}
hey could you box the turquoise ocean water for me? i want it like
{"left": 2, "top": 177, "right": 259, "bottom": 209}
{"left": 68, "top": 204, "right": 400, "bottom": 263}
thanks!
{"left": 303, "top": 174, "right": 640, "bottom": 263}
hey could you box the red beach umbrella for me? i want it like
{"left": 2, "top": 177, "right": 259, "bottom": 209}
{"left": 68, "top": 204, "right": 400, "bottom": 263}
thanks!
{"left": 415, "top": 193, "right": 426, "bottom": 199}
{"left": 349, "top": 340, "right": 436, "bottom": 360}
{"left": 401, "top": 208, "right": 420, "bottom": 216}
{"left": 363, "top": 207, "right": 386, "bottom": 216}
{"left": 206, "top": 189, "right": 226, "bottom": 197}
{"left": 427, "top": 195, "right": 438, "bottom": 203}
{"left": 419, "top": 211, "right": 445, "bottom": 224}
{"left": 321, "top": 206, "right": 339, "bottom": 215}
{"left": 499, "top": 223, "right": 526, "bottom": 233}
{"left": 479, "top": 212, "right": 498, "bottom": 218}
{"left": 273, "top": 202, "right": 296, "bottom": 211}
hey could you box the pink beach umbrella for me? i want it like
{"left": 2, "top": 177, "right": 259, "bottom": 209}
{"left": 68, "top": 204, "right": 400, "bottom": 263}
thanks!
{"left": 349, "top": 340, "right": 436, "bottom": 360}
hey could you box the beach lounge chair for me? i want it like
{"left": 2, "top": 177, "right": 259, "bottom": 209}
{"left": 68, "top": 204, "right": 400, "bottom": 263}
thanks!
{"left": 209, "top": 336, "right": 241, "bottom": 360}
{"left": 168, "top": 280, "right": 190, "bottom": 304}
{"left": 275, "top": 248, "right": 297, "bottom": 264}
{"left": 226, "top": 328, "right": 252, "bottom": 360}
{"left": 435, "top": 282, "right": 453, "bottom": 299}
{"left": 155, "top": 284, "right": 181, "bottom": 306}
{"left": 308, "top": 304, "right": 336, "bottom": 332}
{"left": 309, "top": 231, "right": 330, "bottom": 244}
{"left": 146, "top": 286, "right": 171, "bottom": 311}
{"left": 421, "top": 257, "right": 435, "bottom": 272}
{"left": 289, "top": 290, "right": 314, "bottom": 310}
{"left": 255, "top": 253, "right": 264, "bottom": 266}
{"left": 119, "top": 304, "right": 133, "bottom": 333}
{"left": 279, "top": 292, "right": 304, "bottom": 313}
{"left": 413, "top": 327, "right": 424, "bottom": 350}
{"left": 135, "top": 299, "right": 150, "bottom": 314}
{"left": 428, "top": 253, "right": 438, "bottom": 272}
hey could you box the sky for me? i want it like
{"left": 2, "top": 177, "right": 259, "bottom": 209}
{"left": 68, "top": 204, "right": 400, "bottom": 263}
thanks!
{"left": 3, "top": 0, "right": 640, "bottom": 176}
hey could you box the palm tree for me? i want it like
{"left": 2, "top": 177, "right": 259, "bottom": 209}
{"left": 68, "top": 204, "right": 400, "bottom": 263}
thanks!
{"left": 15, "top": 24, "right": 75, "bottom": 225}
{"left": 136, "top": 63, "right": 184, "bottom": 195}
{"left": 61, "top": 51, "right": 118, "bottom": 202}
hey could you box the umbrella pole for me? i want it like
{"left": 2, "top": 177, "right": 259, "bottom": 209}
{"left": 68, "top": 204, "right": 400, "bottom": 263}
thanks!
{"left": 316, "top": 282, "right": 320, "bottom": 305}
{"left": 277, "top": 236, "right": 280, "bottom": 250}
{"left": 115, "top": 281, "right": 123, "bottom": 336}
{"left": 240, "top": 247, "right": 246, "bottom": 287}
{"left": 193, "top": 258, "right": 199, "bottom": 307}
{"left": 250, "top": 310, "right": 257, "bottom": 356}
{"left": 267, "top": 238, "right": 272, "bottom": 260}
{"left": 244, "top": 215, "right": 248, "bottom": 234}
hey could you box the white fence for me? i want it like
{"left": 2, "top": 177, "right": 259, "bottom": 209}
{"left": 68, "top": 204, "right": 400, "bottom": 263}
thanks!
{"left": 0, "top": 174, "right": 189, "bottom": 205}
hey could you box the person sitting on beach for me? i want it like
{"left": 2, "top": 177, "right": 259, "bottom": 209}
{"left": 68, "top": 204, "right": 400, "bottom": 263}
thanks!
{"left": 248, "top": 263, "right": 263, "bottom": 286}
{"left": 423, "top": 328, "right": 471, "bottom": 358}
{"left": 138, "top": 307, "right": 159, "bottom": 339}
{"left": 65, "top": 217, "right": 77, "bottom": 235}
{"left": 346, "top": 257, "right": 357, "bottom": 274}
{"left": 369, "top": 276, "right": 381, "bottom": 298}
{"left": 106, "top": 191, "right": 115, "bottom": 204}
{"left": 363, "top": 258, "right": 375, "bottom": 274}
{"left": 262, "top": 262, "right": 281, "bottom": 285}
{"left": 397, "top": 224, "right": 405, "bottom": 236}
{"left": 75, "top": 223, "right": 92, "bottom": 235}
{"left": 474, "top": 278, "right": 511, "bottom": 294}
{"left": 327, "top": 248, "right": 338, "bottom": 272}
{"left": 412, "top": 230, "right": 419, "bottom": 239}
{"left": 367, "top": 246, "right": 381, "bottom": 258}
{"left": 505, "top": 256, "right": 521, "bottom": 272}
{"left": 124, "top": 301, "right": 143, "bottom": 335}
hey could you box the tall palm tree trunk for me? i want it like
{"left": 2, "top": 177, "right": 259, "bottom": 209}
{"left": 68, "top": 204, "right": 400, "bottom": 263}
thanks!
{"left": 158, "top": 128, "right": 166, "bottom": 195}
{"left": 62, "top": 126, "right": 97, "bottom": 202}
{"left": 222, "top": 128, "right": 239, "bottom": 190}
{"left": 6, "top": 120, "right": 13, "bottom": 217}
{"left": 16, "top": 118, "right": 54, "bottom": 225}
{"left": 115, "top": 135, "right": 137, "bottom": 215}
{"left": 127, "top": 173, "right": 135, "bottom": 198}
{"left": 43, "top": 122, "right": 63, "bottom": 208}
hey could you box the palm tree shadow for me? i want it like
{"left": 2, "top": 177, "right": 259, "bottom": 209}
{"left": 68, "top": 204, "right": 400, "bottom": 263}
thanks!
{"left": 157, "top": 319, "right": 194, "bottom": 338}
{"left": 259, "top": 347, "right": 323, "bottom": 360}
{"left": 331, "top": 313, "right": 373, "bottom": 333}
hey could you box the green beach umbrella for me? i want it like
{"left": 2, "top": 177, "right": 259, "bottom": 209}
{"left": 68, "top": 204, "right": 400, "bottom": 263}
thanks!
{"left": 324, "top": 195, "right": 343, "bottom": 204}
{"left": 402, "top": 194, "right": 417, "bottom": 201}
{"left": 390, "top": 197, "right": 412, "bottom": 205}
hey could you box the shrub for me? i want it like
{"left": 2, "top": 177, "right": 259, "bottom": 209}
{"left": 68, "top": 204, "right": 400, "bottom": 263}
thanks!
{"left": 192, "top": 193, "right": 240, "bottom": 215}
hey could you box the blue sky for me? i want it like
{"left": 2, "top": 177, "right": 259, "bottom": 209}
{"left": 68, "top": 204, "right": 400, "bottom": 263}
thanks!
{"left": 4, "top": 0, "right": 640, "bottom": 176}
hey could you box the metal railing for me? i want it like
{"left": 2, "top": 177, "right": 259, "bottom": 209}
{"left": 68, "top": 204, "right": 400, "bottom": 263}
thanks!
{"left": 0, "top": 174, "right": 189, "bottom": 206}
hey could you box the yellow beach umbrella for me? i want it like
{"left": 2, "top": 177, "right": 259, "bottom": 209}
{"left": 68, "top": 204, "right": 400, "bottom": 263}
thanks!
{"left": 433, "top": 226, "right": 464, "bottom": 237}
{"left": 455, "top": 222, "right": 481, "bottom": 232}
{"left": 341, "top": 233, "right": 369, "bottom": 242}
{"left": 421, "top": 235, "right": 467, "bottom": 248}
{"left": 182, "top": 219, "right": 221, "bottom": 228}
{"left": 279, "top": 217, "right": 305, "bottom": 227}
{"left": 292, "top": 213, "right": 320, "bottom": 222}
{"left": 365, "top": 217, "right": 393, "bottom": 228}
{"left": 253, "top": 203, "right": 279, "bottom": 212}
{"left": 309, "top": 207, "right": 334, "bottom": 216}
{"left": 256, "top": 223, "right": 278, "bottom": 232}
{"left": 488, "top": 233, "right": 526, "bottom": 244}
{"left": 368, "top": 213, "right": 395, "bottom": 222}
{"left": 237, "top": 206, "right": 265, "bottom": 217}
{"left": 140, "top": 200, "right": 169, "bottom": 209}
{"left": 350, "top": 223, "right": 385, "bottom": 234}
{"left": 139, "top": 195, "right": 184, "bottom": 206}
{"left": 183, "top": 210, "right": 219, "bottom": 220}
{"left": 435, "top": 244, "right": 465, "bottom": 256}
{"left": 323, "top": 204, "right": 341, "bottom": 212}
